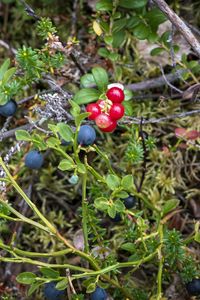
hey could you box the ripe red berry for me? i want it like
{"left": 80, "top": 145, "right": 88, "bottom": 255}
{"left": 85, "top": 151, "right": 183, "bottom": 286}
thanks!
{"left": 109, "top": 103, "right": 124, "bottom": 120}
{"left": 106, "top": 87, "right": 125, "bottom": 103}
{"left": 86, "top": 103, "right": 101, "bottom": 120}
{"left": 100, "top": 120, "right": 117, "bottom": 132}
{"left": 95, "top": 113, "right": 112, "bottom": 129}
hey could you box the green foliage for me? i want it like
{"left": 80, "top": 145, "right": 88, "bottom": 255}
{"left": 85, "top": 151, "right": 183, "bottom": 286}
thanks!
{"left": 36, "top": 17, "right": 57, "bottom": 39}
{"left": 0, "top": 59, "right": 18, "bottom": 105}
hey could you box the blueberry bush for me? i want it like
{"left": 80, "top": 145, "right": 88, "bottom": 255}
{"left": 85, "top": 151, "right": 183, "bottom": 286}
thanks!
{"left": 0, "top": 0, "right": 200, "bottom": 299}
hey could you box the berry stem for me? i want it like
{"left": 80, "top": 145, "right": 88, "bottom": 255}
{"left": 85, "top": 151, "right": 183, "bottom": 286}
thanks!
{"left": 82, "top": 161, "right": 90, "bottom": 253}
{"left": 93, "top": 145, "right": 117, "bottom": 175}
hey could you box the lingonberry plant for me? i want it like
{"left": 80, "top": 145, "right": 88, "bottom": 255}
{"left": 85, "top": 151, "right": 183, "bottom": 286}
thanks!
{"left": 0, "top": 1, "right": 200, "bottom": 300}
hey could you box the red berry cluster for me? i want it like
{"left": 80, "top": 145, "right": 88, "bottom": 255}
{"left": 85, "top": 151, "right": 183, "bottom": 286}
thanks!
{"left": 86, "top": 85, "right": 125, "bottom": 132}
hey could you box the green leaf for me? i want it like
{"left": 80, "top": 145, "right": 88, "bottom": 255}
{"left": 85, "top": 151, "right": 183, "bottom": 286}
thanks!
{"left": 108, "top": 52, "right": 119, "bottom": 61}
{"left": 2, "top": 67, "right": 16, "bottom": 84}
{"left": 16, "top": 272, "right": 36, "bottom": 285}
{"left": 124, "top": 89, "right": 133, "bottom": 101}
{"left": 98, "top": 48, "right": 110, "bottom": 58}
{"left": 77, "top": 162, "right": 87, "bottom": 174}
{"left": 121, "top": 175, "right": 134, "bottom": 191}
{"left": 120, "top": 242, "right": 135, "bottom": 252}
{"left": 58, "top": 159, "right": 75, "bottom": 171}
{"left": 146, "top": 8, "right": 167, "bottom": 31}
{"left": 108, "top": 205, "right": 116, "bottom": 218}
{"left": 0, "top": 59, "right": 10, "bottom": 81}
{"left": 40, "top": 267, "right": 60, "bottom": 279}
{"left": 56, "top": 278, "right": 68, "bottom": 290}
{"left": 115, "top": 200, "right": 125, "bottom": 212}
{"left": 133, "top": 23, "right": 150, "bottom": 40}
{"left": 112, "top": 30, "right": 126, "bottom": 48}
{"left": 91, "top": 67, "right": 109, "bottom": 92}
{"left": 86, "top": 283, "right": 96, "bottom": 293}
{"left": 48, "top": 124, "right": 58, "bottom": 134}
{"left": 94, "top": 197, "right": 109, "bottom": 211}
{"left": 104, "top": 35, "right": 113, "bottom": 45}
{"left": 150, "top": 47, "right": 165, "bottom": 56}
{"left": 116, "top": 191, "right": 129, "bottom": 198}
{"left": 75, "top": 112, "right": 90, "bottom": 127}
{"left": 46, "top": 137, "right": 60, "bottom": 148}
{"left": 15, "top": 130, "right": 31, "bottom": 141}
{"left": 106, "top": 174, "right": 120, "bottom": 190}
{"left": 162, "top": 199, "right": 179, "bottom": 216}
{"left": 96, "top": 0, "right": 113, "bottom": 11}
{"left": 126, "top": 16, "right": 140, "bottom": 29}
{"left": 81, "top": 74, "right": 96, "bottom": 88}
{"left": 31, "top": 134, "right": 47, "bottom": 151}
{"left": 119, "top": 0, "right": 147, "bottom": 8}
{"left": 57, "top": 123, "right": 74, "bottom": 142}
{"left": 69, "top": 99, "right": 81, "bottom": 117}
{"left": 74, "top": 88, "right": 100, "bottom": 105}
{"left": 113, "top": 18, "right": 127, "bottom": 33}
{"left": 28, "top": 282, "right": 43, "bottom": 296}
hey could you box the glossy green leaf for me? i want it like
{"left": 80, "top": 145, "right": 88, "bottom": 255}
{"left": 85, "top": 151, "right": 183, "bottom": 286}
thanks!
{"left": 40, "top": 267, "right": 60, "bottom": 278}
{"left": 16, "top": 272, "right": 36, "bottom": 284}
{"left": 56, "top": 278, "right": 68, "bottom": 290}
{"left": 81, "top": 74, "right": 96, "bottom": 88}
{"left": 74, "top": 89, "right": 100, "bottom": 105}
{"left": 119, "top": 0, "right": 147, "bottom": 8}
{"left": 162, "top": 199, "right": 179, "bottom": 216}
{"left": 96, "top": 0, "right": 113, "bottom": 11}
{"left": 57, "top": 123, "right": 74, "bottom": 142}
{"left": 150, "top": 47, "right": 165, "bottom": 56}
{"left": 121, "top": 175, "right": 134, "bottom": 191}
{"left": 58, "top": 159, "right": 75, "bottom": 171}
{"left": 106, "top": 174, "right": 120, "bottom": 190}
{"left": 15, "top": 130, "right": 31, "bottom": 141}
{"left": 92, "top": 67, "right": 109, "bottom": 91}
{"left": 0, "top": 59, "right": 10, "bottom": 80}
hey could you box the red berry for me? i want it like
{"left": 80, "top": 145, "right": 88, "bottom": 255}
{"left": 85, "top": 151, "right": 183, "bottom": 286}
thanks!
{"left": 106, "top": 87, "right": 125, "bottom": 103}
{"left": 109, "top": 103, "right": 124, "bottom": 120}
{"left": 95, "top": 113, "right": 112, "bottom": 129}
{"left": 96, "top": 99, "right": 106, "bottom": 111}
{"left": 100, "top": 120, "right": 117, "bottom": 132}
{"left": 86, "top": 103, "right": 101, "bottom": 120}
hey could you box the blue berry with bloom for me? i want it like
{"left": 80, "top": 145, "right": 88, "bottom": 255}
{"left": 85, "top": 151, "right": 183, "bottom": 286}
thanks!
{"left": 25, "top": 150, "right": 44, "bottom": 169}
{"left": 77, "top": 125, "right": 96, "bottom": 146}
{"left": 0, "top": 100, "right": 17, "bottom": 117}
{"left": 90, "top": 287, "right": 107, "bottom": 300}
{"left": 44, "top": 281, "right": 65, "bottom": 300}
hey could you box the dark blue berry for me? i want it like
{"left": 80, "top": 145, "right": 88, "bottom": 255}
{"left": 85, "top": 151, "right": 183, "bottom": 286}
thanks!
{"left": 90, "top": 287, "right": 107, "bottom": 300}
{"left": 44, "top": 281, "right": 65, "bottom": 300}
{"left": 77, "top": 125, "right": 96, "bottom": 146}
{"left": 61, "top": 139, "right": 71, "bottom": 146}
{"left": 186, "top": 278, "right": 200, "bottom": 296}
{"left": 124, "top": 195, "right": 136, "bottom": 209}
{"left": 0, "top": 100, "right": 17, "bottom": 117}
{"left": 110, "top": 213, "right": 121, "bottom": 222}
{"left": 25, "top": 150, "right": 44, "bottom": 169}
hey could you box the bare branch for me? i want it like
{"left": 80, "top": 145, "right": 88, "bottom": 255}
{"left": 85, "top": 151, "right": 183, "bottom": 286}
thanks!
{"left": 126, "top": 70, "right": 186, "bottom": 91}
{"left": 153, "top": 0, "right": 200, "bottom": 57}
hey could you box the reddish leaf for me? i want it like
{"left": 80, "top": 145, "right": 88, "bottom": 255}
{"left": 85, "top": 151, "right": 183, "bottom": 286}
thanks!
{"left": 185, "top": 130, "right": 200, "bottom": 140}
{"left": 175, "top": 127, "right": 187, "bottom": 138}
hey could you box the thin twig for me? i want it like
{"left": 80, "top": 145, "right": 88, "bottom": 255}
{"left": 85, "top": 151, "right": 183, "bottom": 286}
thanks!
{"left": 126, "top": 70, "right": 186, "bottom": 91}
{"left": 153, "top": 0, "right": 200, "bottom": 57}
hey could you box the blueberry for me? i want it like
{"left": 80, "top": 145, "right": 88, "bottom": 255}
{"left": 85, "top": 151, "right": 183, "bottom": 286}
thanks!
{"left": 110, "top": 213, "right": 121, "bottom": 222}
{"left": 0, "top": 100, "right": 17, "bottom": 117}
{"left": 25, "top": 150, "right": 44, "bottom": 169}
{"left": 186, "top": 278, "right": 200, "bottom": 296}
{"left": 124, "top": 195, "right": 136, "bottom": 209}
{"left": 61, "top": 139, "right": 71, "bottom": 146}
{"left": 44, "top": 281, "right": 65, "bottom": 300}
{"left": 77, "top": 125, "right": 96, "bottom": 146}
{"left": 90, "top": 287, "right": 107, "bottom": 300}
